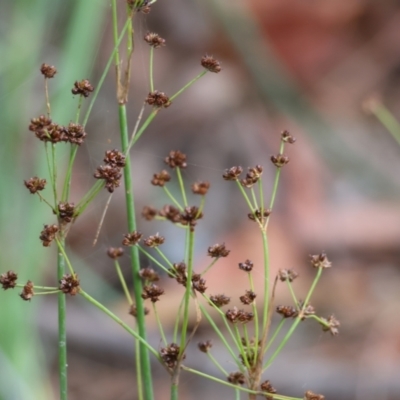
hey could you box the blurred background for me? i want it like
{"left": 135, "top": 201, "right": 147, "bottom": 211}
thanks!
{"left": 1, "top": 0, "right": 400, "bottom": 399}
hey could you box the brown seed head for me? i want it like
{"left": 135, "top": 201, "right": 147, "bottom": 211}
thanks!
{"left": 304, "top": 390, "right": 325, "bottom": 400}
{"left": 65, "top": 122, "right": 86, "bottom": 146}
{"left": 201, "top": 55, "right": 222, "bottom": 73}
{"left": 129, "top": 304, "right": 150, "bottom": 317}
{"left": 239, "top": 290, "right": 256, "bottom": 305}
{"left": 20, "top": 280, "right": 34, "bottom": 301}
{"left": 169, "top": 262, "right": 187, "bottom": 285}
{"left": 208, "top": 243, "right": 230, "bottom": 258}
{"left": 29, "top": 116, "right": 57, "bottom": 143}
{"left": 94, "top": 165, "right": 122, "bottom": 193}
{"left": 260, "top": 380, "right": 277, "bottom": 394}
{"left": 144, "top": 32, "right": 166, "bottom": 48}
{"left": 227, "top": 372, "right": 245, "bottom": 385}
{"left": 320, "top": 315, "right": 340, "bottom": 336}
{"left": 142, "top": 206, "right": 158, "bottom": 221}
{"left": 271, "top": 154, "right": 289, "bottom": 168}
{"left": 198, "top": 340, "right": 213, "bottom": 353}
{"left": 180, "top": 206, "right": 203, "bottom": 230}
{"left": 71, "top": 79, "right": 94, "bottom": 97}
{"left": 159, "top": 205, "right": 181, "bottom": 223}
{"left": 24, "top": 177, "right": 47, "bottom": 194}
{"left": 39, "top": 224, "right": 59, "bottom": 247}
{"left": 107, "top": 247, "right": 124, "bottom": 259}
{"left": 223, "top": 166, "right": 243, "bottom": 181}
{"left": 248, "top": 208, "right": 272, "bottom": 223}
{"left": 40, "top": 63, "right": 57, "bottom": 78}
{"left": 142, "top": 284, "right": 164, "bottom": 302}
{"left": 145, "top": 90, "right": 171, "bottom": 108}
{"left": 209, "top": 294, "right": 231, "bottom": 308}
{"left": 122, "top": 231, "right": 142, "bottom": 246}
{"left": 164, "top": 150, "right": 187, "bottom": 169}
{"left": 58, "top": 202, "right": 75, "bottom": 223}
{"left": 226, "top": 307, "right": 254, "bottom": 324}
{"left": 276, "top": 305, "right": 298, "bottom": 319}
{"left": 309, "top": 253, "right": 331, "bottom": 269}
{"left": 238, "top": 259, "right": 253, "bottom": 272}
{"left": 278, "top": 268, "right": 299, "bottom": 282}
{"left": 139, "top": 267, "right": 160, "bottom": 282}
{"left": 59, "top": 273, "right": 80, "bottom": 295}
{"left": 104, "top": 149, "right": 126, "bottom": 168}
{"left": 281, "top": 130, "right": 296, "bottom": 144}
{"left": 143, "top": 233, "right": 165, "bottom": 248}
{"left": 298, "top": 301, "right": 315, "bottom": 319}
{"left": 191, "top": 181, "right": 210, "bottom": 195}
{"left": 151, "top": 170, "right": 171, "bottom": 186}
{"left": 0, "top": 270, "right": 18, "bottom": 290}
{"left": 241, "top": 165, "right": 263, "bottom": 188}
{"left": 160, "top": 343, "right": 184, "bottom": 370}
{"left": 192, "top": 274, "right": 207, "bottom": 293}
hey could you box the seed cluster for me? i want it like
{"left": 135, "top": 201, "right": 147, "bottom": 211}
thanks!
{"left": 160, "top": 343, "right": 184, "bottom": 370}
{"left": 94, "top": 149, "right": 125, "bottom": 193}
{"left": 59, "top": 274, "right": 80, "bottom": 295}
{"left": 71, "top": 79, "right": 94, "bottom": 97}
{"left": 0, "top": 271, "right": 18, "bottom": 290}
{"left": 39, "top": 224, "right": 59, "bottom": 247}
{"left": 20, "top": 281, "right": 34, "bottom": 301}
{"left": 24, "top": 177, "right": 47, "bottom": 194}
{"left": 145, "top": 91, "right": 171, "bottom": 108}
{"left": 144, "top": 32, "right": 166, "bottom": 48}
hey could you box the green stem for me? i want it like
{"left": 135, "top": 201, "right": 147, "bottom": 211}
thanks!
{"left": 80, "top": 290, "right": 160, "bottom": 359}
{"left": 163, "top": 185, "right": 184, "bottom": 211}
{"left": 176, "top": 167, "right": 187, "bottom": 206}
{"left": 118, "top": 102, "right": 154, "bottom": 399}
{"left": 149, "top": 46, "right": 154, "bottom": 92}
{"left": 170, "top": 71, "right": 207, "bottom": 101}
{"left": 137, "top": 245, "right": 174, "bottom": 275}
{"left": 115, "top": 260, "right": 133, "bottom": 304}
{"left": 153, "top": 303, "right": 168, "bottom": 346}
{"left": 74, "top": 180, "right": 104, "bottom": 216}
{"left": 264, "top": 318, "right": 286, "bottom": 353}
{"left": 207, "top": 351, "right": 228, "bottom": 376}
{"left": 248, "top": 272, "right": 259, "bottom": 353}
{"left": 57, "top": 238, "right": 68, "bottom": 400}
{"left": 286, "top": 281, "right": 298, "bottom": 305}
{"left": 55, "top": 238, "right": 75, "bottom": 275}
{"left": 127, "top": 109, "right": 158, "bottom": 150}
{"left": 179, "top": 229, "right": 195, "bottom": 354}
{"left": 261, "top": 230, "right": 269, "bottom": 330}
{"left": 170, "top": 383, "right": 178, "bottom": 400}
{"left": 372, "top": 103, "right": 400, "bottom": 146}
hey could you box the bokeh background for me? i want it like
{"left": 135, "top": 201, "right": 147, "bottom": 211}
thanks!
{"left": 2, "top": 0, "right": 400, "bottom": 399}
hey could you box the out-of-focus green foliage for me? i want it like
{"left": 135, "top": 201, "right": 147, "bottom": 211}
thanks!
{"left": 0, "top": 1, "right": 107, "bottom": 398}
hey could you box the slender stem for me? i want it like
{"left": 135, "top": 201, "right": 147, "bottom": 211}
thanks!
{"left": 200, "top": 258, "right": 218, "bottom": 276}
{"left": 137, "top": 246, "right": 174, "bottom": 275}
{"left": 153, "top": 303, "right": 168, "bottom": 346}
{"left": 110, "top": 1, "right": 153, "bottom": 395}
{"left": 286, "top": 281, "right": 298, "bottom": 305}
{"left": 118, "top": 103, "right": 154, "bottom": 399}
{"left": 250, "top": 187, "right": 258, "bottom": 210}
{"left": 128, "top": 109, "right": 158, "bottom": 150}
{"left": 199, "top": 303, "right": 241, "bottom": 368}
{"left": 163, "top": 185, "right": 184, "bottom": 211}
{"left": 80, "top": 290, "right": 160, "bottom": 359}
{"left": 115, "top": 260, "right": 133, "bottom": 304}
{"left": 372, "top": 103, "right": 400, "bottom": 146}
{"left": 74, "top": 180, "right": 104, "bottom": 216}
{"left": 170, "top": 383, "right": 178, "bottom": 400}
{"left": 149, "top": 46, "right": 154, "bottom": 92}
{"left": 62, "top": 146, "right": 78, "bottom": 202}
{"left": 235, "top": 180, "right": 256, "bottom": 214}
{"left": 36, "top": 290, "right": 61, "bottom": 295}
{"left": 44, "top": 78, "right": 51, "bottom": 117}
{"left": 176, "top": 167, "right": 187, "bottom": 206}
{"left": 136, "top": 338, "right": 143, "bottom": 400}
{"left": 264, "top": 268, "right": 323, "bottom": 369}
{"left": 207, "top": 351, "right": 228, "bottom": 376}
{"left": 173, "top": 296, "right": 185, "bottom": 343}
{"left": 264, "top": 318, "right": 286, "bottom": 353}
{"left": 261, "top": 230, "right": 269, "bottom": 330}
{"left": 179, "top": 229, "right": 195, "bottom": 353}
{"left": 248, "top": 272, "right": 259, "bottom": 353}
{"left": 57, "top": 238, "right": 68, "bottom": 400}
{"left": 170, "top": 71, "right": 207, "bottom": 101}
{"left": 55, "top": 238, "right": 75, "bottom": 275}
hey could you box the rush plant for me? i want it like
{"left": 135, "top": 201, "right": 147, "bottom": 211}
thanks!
{"left": 0, "top": 2, "right": 338, "bottom": 400}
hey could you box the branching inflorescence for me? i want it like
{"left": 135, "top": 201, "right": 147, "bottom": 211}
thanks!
{"left": 1, "top": 2, "right": 339, "bottom": 400}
